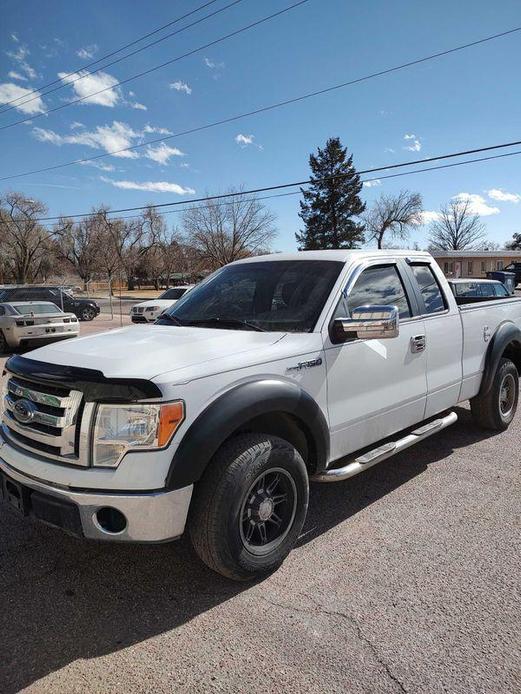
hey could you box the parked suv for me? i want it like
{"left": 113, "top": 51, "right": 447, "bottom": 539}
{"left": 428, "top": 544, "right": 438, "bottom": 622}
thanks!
{"left": 0, "top": 286, "right": 100, "bottom": 321}
{"left": 131, "top": 285, "right": 194, "bottom": 323}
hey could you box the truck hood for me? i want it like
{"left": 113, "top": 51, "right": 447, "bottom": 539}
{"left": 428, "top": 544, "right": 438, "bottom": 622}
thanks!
{"left": 24, "top": 325, "right": 287, "bottom": 380}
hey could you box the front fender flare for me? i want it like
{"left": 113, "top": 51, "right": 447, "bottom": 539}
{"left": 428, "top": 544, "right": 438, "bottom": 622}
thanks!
{"left": 166, "top": 379, "right": 330, "bottom": 489}
{"left": 479, "top": 322, "right": 521, "bottom": 396}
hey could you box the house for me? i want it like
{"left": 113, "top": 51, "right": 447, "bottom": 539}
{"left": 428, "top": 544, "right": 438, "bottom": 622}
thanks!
{"left": 430, "top": 250, "right": 521, "bottom": 278}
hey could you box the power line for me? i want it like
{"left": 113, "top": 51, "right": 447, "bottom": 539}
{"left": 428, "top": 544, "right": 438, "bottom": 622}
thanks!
{"left": 1, "top": 25, "right": 520, "bottom": 181}
{"left": 0, "top": 0, "right": 311, "bottom": 131}
{"left": 0, "top": 0, "right": 223, "bottom": 113}
{"left": 5, "top": 143, "right": 521, "bottom": 225}
{"left": 0, "top": 0, "right": 245, "bottom": 116}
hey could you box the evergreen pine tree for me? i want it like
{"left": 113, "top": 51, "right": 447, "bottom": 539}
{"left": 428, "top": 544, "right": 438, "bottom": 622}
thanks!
{"left": 296, "top": 137, "right": 365, "bottom": 249}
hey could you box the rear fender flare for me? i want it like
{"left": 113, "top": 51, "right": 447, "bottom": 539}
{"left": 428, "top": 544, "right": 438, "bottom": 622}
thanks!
{"left": 479, "top": 322, "right": 521, "bottom": 396}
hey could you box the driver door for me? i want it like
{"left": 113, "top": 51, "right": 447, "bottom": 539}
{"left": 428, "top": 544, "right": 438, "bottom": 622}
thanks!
{"left": 323, "top": 261, "right": 428, "bottom": 462}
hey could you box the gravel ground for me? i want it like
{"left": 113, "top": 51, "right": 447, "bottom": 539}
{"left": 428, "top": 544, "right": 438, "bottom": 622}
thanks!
{"left": 0, "top": 321, "right": 519, "bottom": 693}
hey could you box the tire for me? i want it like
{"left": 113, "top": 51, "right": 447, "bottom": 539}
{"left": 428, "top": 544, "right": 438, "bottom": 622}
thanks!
{"left": 0, "top": 330, "right": 9, "bottom": 355}
{"left": 189, "top": 433, "right": 309, "bottom": 581}
{"left": 80, "top": 306, "right": 96, "bottom": 321}
{"left": 471, "top": 357, "right": 519, "bottom": 431}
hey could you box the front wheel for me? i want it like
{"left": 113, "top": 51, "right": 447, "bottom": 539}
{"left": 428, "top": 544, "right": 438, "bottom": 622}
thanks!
{"left": 471, "top": 357, "right": 519, "bottom": 431}
{"left": 189, "top": 433, "right": 309, "bottom": 581}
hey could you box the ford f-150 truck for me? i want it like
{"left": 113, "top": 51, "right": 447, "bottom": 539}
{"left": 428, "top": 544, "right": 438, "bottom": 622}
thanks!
{"left": 1, "top": 250, "right": 520, "bottom": 580}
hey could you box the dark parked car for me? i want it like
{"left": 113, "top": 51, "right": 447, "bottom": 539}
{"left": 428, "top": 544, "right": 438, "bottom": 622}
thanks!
{"left": 0, "top": 286, "right": 100, "bottom": 321}
{"left": 447, "top": 278, "right": 511, "bottom": 305}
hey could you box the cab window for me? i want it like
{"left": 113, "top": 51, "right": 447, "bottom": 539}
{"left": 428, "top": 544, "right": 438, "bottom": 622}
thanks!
{"left": 339, "top": 265, "right": 411, "bottom": 319}
{"left": 410, "top": 264, "right": 447, "bottom": 314}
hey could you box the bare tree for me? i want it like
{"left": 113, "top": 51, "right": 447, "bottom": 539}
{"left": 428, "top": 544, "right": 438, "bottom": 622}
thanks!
{"left": 0, "top": 192, "right": 52, "bottom": 283}
{"left": 363, "top": 190, "right": 423, "bottom": 249}
{"left": 429, "top": 198, "right": 486, "bottom": 250}
{"left": 101, "top": 206, "right": 162, "bottom": 289}
{"left": 183, "top": 189, "right": 277, "bottom": 269}
{"left": 53, "top": 212, "right": 102, "bottom": 289}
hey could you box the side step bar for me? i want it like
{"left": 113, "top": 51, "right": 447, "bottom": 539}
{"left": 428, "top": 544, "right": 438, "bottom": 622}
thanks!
{"left": 312, "top": 411, "right": 458, "bottom": 483}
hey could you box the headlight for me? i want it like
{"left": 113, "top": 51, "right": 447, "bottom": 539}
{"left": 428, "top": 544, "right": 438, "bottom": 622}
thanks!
{"left": 92, "top": 401, "right": 184, "bottom": 467}
{"left": 145, "top": 305, "right": 160, "bottom": 312}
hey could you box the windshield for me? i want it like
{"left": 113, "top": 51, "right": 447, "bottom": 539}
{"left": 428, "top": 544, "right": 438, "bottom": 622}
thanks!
{"left": 160, "top": 287, "right": 189, "bottom": 300}
{"left": 159, "top": 260, "right": 343, "bottom": 332}
{"left": 12, "top": 303, "right": 62, "bottom": 315}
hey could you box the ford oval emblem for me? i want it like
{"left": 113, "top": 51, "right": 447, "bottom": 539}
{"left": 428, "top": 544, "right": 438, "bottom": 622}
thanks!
{"left": 13, "top": 398, "right": 37, "bottom": 425}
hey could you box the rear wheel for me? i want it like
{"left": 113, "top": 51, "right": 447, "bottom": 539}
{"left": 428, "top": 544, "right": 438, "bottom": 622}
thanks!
{"left": 471, "top": 357, "right": 519, "bottom": 431}
{"left": 189, "top": 433, "right": 309, "bottom": 581}
{"left": 80, "top": 306, "right": 96, "bottom": 321}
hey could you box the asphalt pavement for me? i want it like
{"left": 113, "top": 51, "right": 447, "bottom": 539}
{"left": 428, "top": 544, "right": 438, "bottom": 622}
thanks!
{"left": 0, "top": 319, "right": 519, "bottom": 693}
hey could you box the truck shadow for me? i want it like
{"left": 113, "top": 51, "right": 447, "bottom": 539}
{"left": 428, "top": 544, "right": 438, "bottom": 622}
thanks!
{"left": 0, "top": 407, "right": 497, "bottom": 693}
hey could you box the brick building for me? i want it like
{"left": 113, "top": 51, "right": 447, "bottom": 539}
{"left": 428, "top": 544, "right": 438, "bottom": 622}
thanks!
{"left": 431, "top": 250, "right": 521, "bottom": 278}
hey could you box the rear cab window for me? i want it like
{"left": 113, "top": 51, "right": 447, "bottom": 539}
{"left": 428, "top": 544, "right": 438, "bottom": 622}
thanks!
{"left": 409, "top": 263, "right": 447, "bottom": 314}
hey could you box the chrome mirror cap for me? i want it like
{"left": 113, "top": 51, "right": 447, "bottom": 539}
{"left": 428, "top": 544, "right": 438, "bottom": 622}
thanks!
{"left": 332, "top": 304, "right": 399, "bottom": 342}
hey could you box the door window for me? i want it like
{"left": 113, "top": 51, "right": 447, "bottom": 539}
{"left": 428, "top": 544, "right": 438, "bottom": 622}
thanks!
{"left": 410, "top": 264, "right": 447, "bottom": 314}
{"left": 342, "top": 265, "right": 411, "bottom": 319}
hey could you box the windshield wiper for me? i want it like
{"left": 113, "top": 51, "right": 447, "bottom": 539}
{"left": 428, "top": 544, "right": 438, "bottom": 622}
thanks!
{"left": 155, "top": 313, "right": 184, "bottom": 326}
{"left": 186, "top": 317, "right": 266, "bottom": 332}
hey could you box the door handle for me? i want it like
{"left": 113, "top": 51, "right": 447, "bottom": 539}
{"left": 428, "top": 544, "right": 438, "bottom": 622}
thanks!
{"left": 411, "top": 335, "right": 426, "bottom": 353}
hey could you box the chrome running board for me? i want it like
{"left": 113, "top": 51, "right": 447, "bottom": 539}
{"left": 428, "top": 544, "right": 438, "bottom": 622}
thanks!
{"left": 312, "top": 411, "right": 458, "bottom": 483}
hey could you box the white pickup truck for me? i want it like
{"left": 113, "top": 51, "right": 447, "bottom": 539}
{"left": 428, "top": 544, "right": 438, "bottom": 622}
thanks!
{"left": 1, "top": 250, "right": 520, "bottom": 580}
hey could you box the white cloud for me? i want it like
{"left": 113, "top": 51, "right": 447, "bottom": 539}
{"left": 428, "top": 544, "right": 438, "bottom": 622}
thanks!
{"left": 234, "top": 133, "right": 263, "bottom": 151}
{"left": 101, "top": 177, "right": 195, "bottom": 195}
{"left": 32, "top": 121, "right": 141, "bottom": 158}
{"left": 32, "top": 120, "right": 178, "bottom": 162}
{"left": 143, "top": 124, "right": 173, "bottom": 135}
{"left": 7, "top": 70, "right": 27, "bottom": 82}
{"left": 76, "top": 44, "right": 98, "bottom": 60}
{"left": 0, "top": 82, "right": 45, "bottom": 114}
{"left": 11, "top": 33, "right": 19, "bottom": 43}
{"left": 58, "top": 69, "right": 121, "bottom": 107}
{"left": 130, "top": 101, "right": 147, "bottom": 111}
{"left": 363, "top": 179, "right": 381, "bottom": 188}
{"left": 418, "top": 210, "right": 441, "bottom": 225}
{"left": 6, "top": 44, "right": 37, "bottom": 80}
{"left": 487, "top": 188, "right": 521, "bottom": 203}
{"left": 204, "top": 57, "right": 224, "bottom": 70}
{"left": 145, "top": 143, "right": 184, "bottom": 164}
{"left": 235, "top": 133, "right": 254, "bottom": 146}
{"left": 403, "top": 133, "right": 422, "bottom": 152}
{"left": 384, "top": 147, "right": 395, "bottom": 153}
{"left": 79, "top": 160, "right": 115, "bottom": 172}
{"left": 452, "top": 193, "right": 499, "bottom": 216}
{"left": 170, "top": 80, "right": 192, "bottom": 95}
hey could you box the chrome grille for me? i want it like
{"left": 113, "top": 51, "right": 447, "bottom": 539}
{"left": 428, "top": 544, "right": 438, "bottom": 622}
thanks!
{"left": 2, "top": 374, "right": 89, "bottom": 465}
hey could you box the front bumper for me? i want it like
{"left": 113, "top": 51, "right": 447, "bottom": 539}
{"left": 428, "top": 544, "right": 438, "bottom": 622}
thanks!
{"left": 0, "top": 457, "right": 193, "bottom": 543}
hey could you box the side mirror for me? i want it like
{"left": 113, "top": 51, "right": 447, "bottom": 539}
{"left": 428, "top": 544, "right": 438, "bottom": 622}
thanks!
{"left": 331, "top": 304, "right": 399, "bottom": 343}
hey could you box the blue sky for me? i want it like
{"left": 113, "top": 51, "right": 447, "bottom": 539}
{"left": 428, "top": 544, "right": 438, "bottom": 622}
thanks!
{"left": 0, "top": 0, "right": 520, "bottom": 251}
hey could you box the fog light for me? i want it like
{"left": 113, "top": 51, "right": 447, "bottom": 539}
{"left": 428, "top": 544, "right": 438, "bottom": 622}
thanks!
{"left": 95, "top": 507, "right": 127, "bottom": 534}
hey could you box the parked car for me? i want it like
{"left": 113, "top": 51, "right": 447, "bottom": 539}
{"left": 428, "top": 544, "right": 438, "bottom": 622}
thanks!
{"left": 130, "top": 285, "right": 194, "bottom": 323}
{"left": 1, "top": 250, "right": 521, "bottom": 581}
{"left": 0, "top": 286, "right": 100, "bottom": 321}
{"left": 448, "top": 278, "right": 511, "bottom": 304}
{"left": 0, "top": 301, "right": 79, "bottom": 353}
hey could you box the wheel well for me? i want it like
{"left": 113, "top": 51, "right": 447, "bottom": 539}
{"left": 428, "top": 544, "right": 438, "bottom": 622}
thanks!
{"left": 231, "top": 411, "right": 318, "bottom": 473}
{"left": 502, "top": 340, "right": 521, "bottom": 374}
